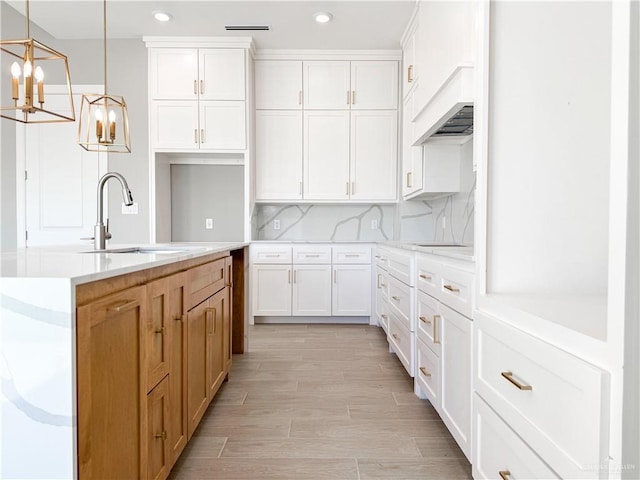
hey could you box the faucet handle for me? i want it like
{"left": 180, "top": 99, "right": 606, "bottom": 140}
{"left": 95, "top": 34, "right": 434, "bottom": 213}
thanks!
{"left": 80, "top": 236, "right": 95, "bottom": 241}
{"left": 105, "top": 218, "right": 112, "bottom": 240}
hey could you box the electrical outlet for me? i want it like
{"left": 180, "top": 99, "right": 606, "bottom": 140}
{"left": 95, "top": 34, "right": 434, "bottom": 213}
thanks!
{"left": 205, "top": 218, "right": 213, "bottom": 229}
{"left": 121, "top": 202, "right": 138, "bottom": 215}
{"left": 371, "top": 219, "right": 378, "bottom": 230}
{"left": 273, "top": 219, "right": 281, "bottom": 230}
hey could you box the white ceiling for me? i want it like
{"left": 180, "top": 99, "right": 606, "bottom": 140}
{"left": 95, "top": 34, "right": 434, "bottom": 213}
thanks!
{"left": 5, "top": 0, "right": 416, "bottom": 50}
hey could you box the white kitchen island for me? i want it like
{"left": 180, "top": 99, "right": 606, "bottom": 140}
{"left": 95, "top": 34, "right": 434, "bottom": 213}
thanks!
{"left": 0, "top": 242, "right": 247, "bottom": 479}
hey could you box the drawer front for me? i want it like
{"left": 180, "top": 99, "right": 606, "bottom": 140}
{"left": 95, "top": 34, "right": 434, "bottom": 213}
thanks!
{"left": 387, "top": 275, "right": 413, "bottom": 331}
{"left": 416, "top": 290, "right": 441, "bottom": 356}
{"left": 374, "top": 246, "right": 390, "bottom": 271}
{"left": 377, "top": 298, "right": 390, "bottom": 335}
{"left": 437, "top": 265, "right": 474, "bottom": 318}
{"left": 473, "top": 394, "right": 559, "bottom": 480}
{"left": 292, "top": 245, "right": 332, "bottom": 264}
{"left": 332, "top": 245, "right": 372, "bottom": 264}
{"left": 386, "top": 248, "right": 415, "bottom": 286}
{"left": 417, "top": 254, "right": 441, "bottom": 297}
{"left": 251, "top": 244, "right": 292, "bottom": 264}
{"left": 188, "top": 258, "right": 226, "bottom": 309}
{"left": 475, "top": 313, "right": 608, "bottom": 479}
{"left": 416, "top": 337, "right": 440, "bottom": 410}
{"left": 388, "top": 312, "right": 414, "bottom": 377}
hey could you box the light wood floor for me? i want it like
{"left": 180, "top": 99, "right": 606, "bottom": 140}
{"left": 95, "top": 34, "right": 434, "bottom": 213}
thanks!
{"left": 169, "top": 324, "right": 473, "bottom": 479}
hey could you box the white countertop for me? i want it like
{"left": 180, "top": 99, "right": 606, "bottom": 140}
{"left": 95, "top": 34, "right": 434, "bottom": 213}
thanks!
{"left": 380, "top": 241, "right": 475, "bottom": 262}
{"left": 0, "top": 242, "right": 248, "bottom": 285}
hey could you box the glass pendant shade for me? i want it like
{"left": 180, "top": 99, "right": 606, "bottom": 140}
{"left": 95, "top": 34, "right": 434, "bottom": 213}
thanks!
{"left": 1, "top": 29, "right": 74, "bottom": 123}
{"left": 78, "top": 93, "right": 130, "bottom": 153}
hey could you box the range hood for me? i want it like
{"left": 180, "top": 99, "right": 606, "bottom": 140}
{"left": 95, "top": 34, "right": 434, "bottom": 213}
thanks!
{"left": 432, "top": 105, "right": 473, "bottom": 138}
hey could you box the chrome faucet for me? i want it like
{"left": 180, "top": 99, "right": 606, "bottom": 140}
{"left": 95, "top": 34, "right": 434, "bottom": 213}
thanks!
{"left": 94, "top": 172, "right": 134, "bottom": 250}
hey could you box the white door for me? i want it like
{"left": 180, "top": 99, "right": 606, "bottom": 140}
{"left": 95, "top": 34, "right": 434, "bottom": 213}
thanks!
{"left": 350, "top": 110, "right": 398, "bottom": 201}
{"left": 200, "top": 101, "right": 246, "bottom": 150}
{"left": 149, "top": 48, "right": 198, "bottom": 100}
{"left": 303, "top": 61, "right": 351, "bottom": 109}
{"left": 332, "top": 265, "right": 372, "bottom": 316}
{"left": 255, "top": 60, "right": 302, "bottom": 110}
{"left": 255, "top": 110, "right": 302, "bottom": 200}
{"left": 292, "top": 265, "right": 332, "bottom": 316}
{"left": 303, "top": 111, "right": 350, "bottom": 200}
{"left": 251, "top": 265, "right": 292, "bottom": 316}
{"left": 199, "top": 49, "right": 245, "bottom": 101}
{"left": 150, "top": 101, "right": 199, "bottom": 150}
{"left": 350, "top": 61, "right": 399, "bottom": 110}
{"left": 21, "top": 87, "right": 107, "bottom": 246}
{"left": 440, "top": 304, "right": 472, "bottom": 458}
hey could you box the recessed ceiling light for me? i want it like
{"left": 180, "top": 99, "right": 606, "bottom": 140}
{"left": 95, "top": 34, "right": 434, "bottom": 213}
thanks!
{"left": 314, "top": 12, "right": 333, "bottom": 23}
{"left": 153, "top": 11, "right": 172, "bottom": 22}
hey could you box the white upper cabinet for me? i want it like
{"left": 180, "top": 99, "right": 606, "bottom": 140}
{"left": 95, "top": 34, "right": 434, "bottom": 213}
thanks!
{"left": 303, "top": 61, "right": 351, "bottom": 109}
{"left": 402, "top": 92, "right": 423, "bottom": 197}
{"left": 150, "top": 48, "right": 199, "bottom": 100}
{"left": 150, "top": 101, "right": 199, "bottom": 150}
{"left": 200, "top": 101, "right": 246, "bottom": 150}
{"left": 199, "top": 49, "right": 245, "bottom": 100}
{"left": 350, "top": 61, "right": 398, "bottom": 110}
{"left": 255, "top": 110, "right": 303, "bottom": 201}
{"left": 401, "top": 19, "right": 418, "bottom": 99}
{"left": 350, "top": 110, "right": 398, "bottom": 201}
{"left": 255, "top": 60, "right": 303, "bottom": 110}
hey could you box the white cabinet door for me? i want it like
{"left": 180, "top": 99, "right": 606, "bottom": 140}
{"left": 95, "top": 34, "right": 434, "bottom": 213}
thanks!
{"left": 332, "top": 265, "right": 372, "bottom": 316}
{"left": 149, "top": 48, "right": 199, "bottom": 100}
{"left": 402, "top": 26, "right": 417, "bottom": 98}
{"left": 402, "top": 92, "right": 423, "bottom": 197}
{"left": 292, "top": 265, "right": 332, "bottom": 316}
{"left": 350, "top": 61, "right": 398, "bottom": 110}
{"left": 255, "top": 60, "right": 302, "bottom": 110}
{"left": 199, "top": 49, "right": 245, "bottom": 100}
{"left": 350, "top": 110, "right": 397, "bottom": 201}
{"left": 440, "top": 304, "right": 472, "bottom": 459}
{"left": 150, "top": 101, "right": 199, "bottom": 150}
{"left": 303, "top": 61, "right": 351, "bottom": 109}
{"left": 303, "top": 111, "right": 350, "bottom": 200}
{"left": 255, "top": 110, "right": 303, "bottom": 200}
{"left": 200, "top": 101, "right": 246, "bottom": 150}
{"left": 252, "top": 265, "right": 292, "bottom": 316}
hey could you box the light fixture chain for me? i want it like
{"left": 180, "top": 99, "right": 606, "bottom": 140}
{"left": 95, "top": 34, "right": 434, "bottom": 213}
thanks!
{"left": 103, "top": 0, "right": 107, "bottom": 96}
{"left": 25, "top": 0, "right": 30, "bottom": 38}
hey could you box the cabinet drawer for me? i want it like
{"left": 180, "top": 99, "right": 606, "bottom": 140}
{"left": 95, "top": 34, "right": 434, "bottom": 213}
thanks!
{"left": 417, "top": 254, "right": 441, "bottom": 297}
{"left": 473, "top": 394, "right": 559, "bottom": 480}
{"left": 188, "top": 258, "right": 226, "bottom": 309}
{"left": 388, "top": 311, "right": 414, "bottom": 377}
{"left": 416, "top": 337, "right": 440, "bottom": 410}
{"left": 387, "top": 275, "right": 413, "bottom": 331}
{"left": 374, "top": 246, "right": 390, "bottom": 271}
{"left": 386, "top": 248, "right": 415, "bottom": 286}
{"left": 332, "top": 245, "right": 371, "bottom": 264}
{"left": 292, "top": 245, "right": 332, "bottom": 264}
{"left": 377, "top": 298, "right": 390, "bottom": 335}
{"left": 475, "top": 314, "right": 608, "bottom": 479}
{"left": 437, "top": 265, "right": 473, "bottom": 318}
{"left": 416, "top": 290, "right": 441, "bottom": 356}
{"left": 251, "top": 244, "right": 293, "bottom": 264}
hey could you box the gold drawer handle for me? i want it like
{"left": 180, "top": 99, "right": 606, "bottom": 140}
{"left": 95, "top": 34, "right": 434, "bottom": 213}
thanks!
{"left": 155, "top": 431, "right": 167, "bottom": 441}
{"left": 501, "top": 371, "right": 532, "bottom": 391}
{"left": 381, "top": 314, "right": 388, "bottom": 319}
{"left": 107, "top": 299, "right": 138, "bottom": 314}
{"left": 392, "top": 333, "right": 400, "bottom": 340}
{"left": 419, "top": 367, "right": 431, "bottom": 377}
{"left": 174, "top": 314, "right": 185, "bottom": 322}
{"left": 499, "top": 471, "right": 511, "bottom": 480}
{"left": 443, "top": 284, "right": 460, "bottom": 293}
{"left": 419, "top": 316, "right": 431, "bottom": 324}
{"left": 433, "top": 314, "right": 441, "bottom": 344}
{"left": 154, "top": 326, "right": 166, "bottom": 335}
{"left": 391, "top": 295, "right": 400, "bottom": 301}
{"left": 305, "top": 254, "right": 321, "bottom": 257}
{"left": 419, "top": 274, "right": 432, "bottom": 280}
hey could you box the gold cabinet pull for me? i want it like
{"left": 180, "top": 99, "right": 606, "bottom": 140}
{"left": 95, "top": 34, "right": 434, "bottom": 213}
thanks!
{"left": 419, "top": 315, "right": 431, "bottom": 324}
{"left": 265, "top": 254, "right": 281, "bottom": 257}
{"left": 298, "top": 90, "right": 302, "bottom": 105}
{"left": 305, "top": 254, "right": 321, "bottom": 257}
{"left": 347, "top": 90, "right": 350, "bottom": 105}
{"left": 433, "top": 314, "right": 440, "bottom": 344}
{"left": 351, "top": 90, "right": 355, "bottom": 104}
{"left": 194, "top": 129, "right": 198, "bottom": 144}
{"left": 499, "top": 471, "right": 511, "bottom": 480}
{"left": 288, "top": 270, "right": 291, "bottom": 284}
{"left": 501, "top": 371, "right": 532, "bottom": 391}
{"left": 351, "top": 182, "right": 355, "bottom": 195}
{"left": 293, "top": 269, "right": 297, "bottom": 283}
{"left": 106, "top": 299, "right": 138, "bottom": 314}
{"left": 193, "top": 80, "right": 197, "bottom": 95}
{"left": 346, "top": 182, "right": 350, "bottom": 195}
{"left": 377, "top": 274, "right": 382, "bottom": 288}
{"left": 299, "top": 181, "right": 303, "bottom": 195}
{"left": 443, "top": 284, "right": 460, "bottom": 293}
{"left": 200, "top": 129, "right": 205, "bottom": 144}
{"left": 175, "top": 314, "right": 185, "bottom": 322}
{"left": 200, "top": 80, "right": 204, "bottom": 95}
{"left": 419, "top": 367, "right": 431, "bottom": 377}
{"left": 381, "top": 314, "right": 388, "bottom": 319}
{"left": 408, "top": 65, "right": 414, "bottom": 83}
{"left": 333, "top": 270, "right": 337, "bottom": 284}
{"left": 391, "top": 295, "right": 400, "bottom": 301}
{"left": 392, "top": 333, "right": 400, "bottom": 340}
{"left": 407, "top": 172, "right": 412, "bottom": 188}
{"left": 155, "top": 431, "right": 167, "bottom": 440}
{"left": 419, "top": 274, "right": 432, "bottom": 280}
{"left": 154, "top": 326, "right": 166, "bottom": 335}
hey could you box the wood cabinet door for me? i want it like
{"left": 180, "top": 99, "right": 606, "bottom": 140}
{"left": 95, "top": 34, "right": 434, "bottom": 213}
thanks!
{"left": 77, "top": 285, "right": 147, "bottom": 480}
{"left": 147, "top": 376, "right": 170, "bottom": 480}
{"left": 350, "top": 61, "right": 399, "bottom": 110}
{"left": 255, "top": 110, "right": 303, "bottom": 201}
{"left": 200, "top": 100, "right": 246, "bottom": 150}
{"left": 223, "top": 257, "right": 233, "bottom": 373}
{"left": 199, "top": 49, "right": 245, "bottom": 101}
{"left": 255, "top": 60, "right": 303, "bottom": 109}
{"left": 149, "top": 48, "right": 199, "bottom": 100}
{"left": 251, "top": 264, "right": 292, "bottom": 316}
{"left": 150, "top": 101, "right": 199, "bottom": 150}
{"left": 303, "top": 61, "right": 351, "bottom": 109}
{"left": 350, "top": 110, "right": 398, "bottom": 201}
{"left": 303, "top": 110, "right": 350, "bottom": 200}
{"left": 146, "top": 278, "right": 171, "bottom": 393}
{"left": 332, "top": 265, "right": 372, "bottom": 316}
{"left": 206, "top": 289, "right": 226, "bottom": 400}
{"left": 186, "top": 299, "right": 209, "bottom": 439}
{"left": 292, "top": 265, "right": 332, "bottom": 316}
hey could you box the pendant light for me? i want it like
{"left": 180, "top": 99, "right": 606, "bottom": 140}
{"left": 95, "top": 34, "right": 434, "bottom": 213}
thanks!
{"left": 77, "top": 0, "right": 131, "bottom": 153}
{"left": 0, "top": 0, "right": 75, "bottom": 123}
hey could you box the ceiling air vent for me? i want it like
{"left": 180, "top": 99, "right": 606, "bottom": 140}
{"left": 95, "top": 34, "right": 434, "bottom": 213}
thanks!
{"left": 225, "top": 25, "right": 270, "bottom": 31}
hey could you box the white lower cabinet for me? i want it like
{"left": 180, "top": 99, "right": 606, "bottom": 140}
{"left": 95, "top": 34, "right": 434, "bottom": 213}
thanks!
{"left": 389, "top": 311, "right": 414, "bottom": 376}
{"left": 332, "top": 264, "right": 371, "bottom": 316}
{"left": 416, "top": 337, "right": 440, "bottom": 409}
{"left": 292, "top": 265, "right": 332, "bottom": 316}
{"left": 251, "top": 264, "right": 292, "bottom": 316}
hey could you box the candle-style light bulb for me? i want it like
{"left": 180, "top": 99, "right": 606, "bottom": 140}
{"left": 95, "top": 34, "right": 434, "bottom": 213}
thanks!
{"left": 108, "top": 110, "right": 116, "bottom": 142}
{"left": 34, "top": 66, "right": 44, "bottom": 105}
{"left": 10, "top": 62, "right": 21, "bottom": 101}
{"left": 23, "top": 60, "right": 33, "bottom": 105}
{"left": 95, "top": 108, "right": 104, "bottom": 141}
{"left": 23, "top": 60, "right": 32, "bottom": 77}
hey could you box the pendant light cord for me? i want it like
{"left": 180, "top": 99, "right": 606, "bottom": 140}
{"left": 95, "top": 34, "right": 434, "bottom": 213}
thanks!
{"left": 103, "top": 0, "right": 107, "bottom": 96}
{"left": 25, "top": 0, "right": 30, "bottom": 38}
